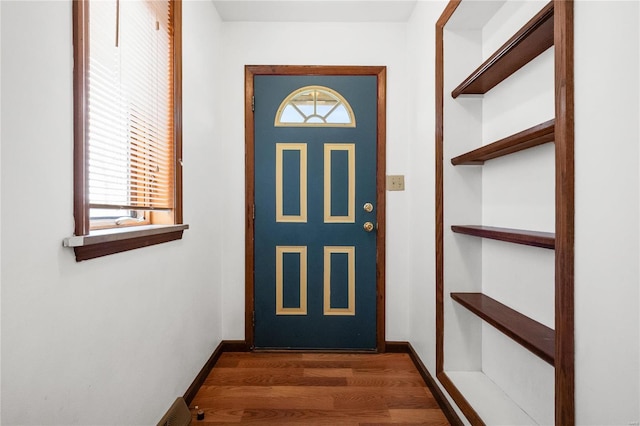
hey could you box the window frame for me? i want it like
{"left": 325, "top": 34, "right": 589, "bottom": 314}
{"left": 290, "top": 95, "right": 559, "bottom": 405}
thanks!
{"left": 70, "top": 0, "right": 185, "bottom": 261}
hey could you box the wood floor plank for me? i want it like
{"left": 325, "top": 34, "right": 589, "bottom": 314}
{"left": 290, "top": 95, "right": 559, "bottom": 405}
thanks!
{"left": 352, "top": 369, "right": 423, "bottom": 379}
{"left": 193, "top": 395, "right": 334, "bottom": 410}
{"left": 303, "top": 368, "right": 354, "bottom": 377}
{"left": 389, "top": 409, "right": 450, "bottom": 425}
{"left": 239, "top": 408, "right": 392, "bottom": 423}
{"left": 204, "top": 369, "right": 349, "bottom": 387}
{"left": 189, "top": 352, "right": 451, "bottom": 425}
{"left": 384, "top": 394, "right": 441, "bottom": 410}
{"left": 195, "top": 385, "right": 430, "bottom": 399}
{"left": 346, "top": 376, "right": 426, "bottom": 388}
{"left": 332, "top": 394, "right": 387, "bottom": 410}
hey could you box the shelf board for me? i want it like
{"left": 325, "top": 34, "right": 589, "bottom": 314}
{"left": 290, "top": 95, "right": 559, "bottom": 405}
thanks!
{"left": 451, "top": 225, "right": 555, "bottom": 249}
{"left": 451, "top": 119, "right": 555, "bottom": 165}
{"left": 451, "top": 292, "right": 555, "bottom": 365}
{"left": 451, "top": 2, "right": 554, "bottom": 98}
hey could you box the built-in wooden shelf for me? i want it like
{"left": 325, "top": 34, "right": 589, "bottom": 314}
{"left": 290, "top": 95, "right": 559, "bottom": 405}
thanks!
{"left": 451, "top": 119, "right": 555, "bottom": 165}
{"left": 451, "top": 2, "right": 554, "bottom": 98}
{"left": 451, "top": 225, "right": 555, "bottom": 249}
{"left": 451, "top": 292, "right": 555, "bottom": 365}
{"left": 438, "top": 0, "right": 575, "bottom": 423}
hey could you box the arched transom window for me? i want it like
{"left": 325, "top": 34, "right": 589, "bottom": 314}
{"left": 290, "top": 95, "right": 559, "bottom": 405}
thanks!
{"left": 275, "top": 86, "right": 356, "bottom": 127}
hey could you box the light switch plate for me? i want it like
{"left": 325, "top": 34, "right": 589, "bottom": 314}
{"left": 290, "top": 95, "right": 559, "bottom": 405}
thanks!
{"left": 386, "top": 175, "right": 405, "bottom": 191}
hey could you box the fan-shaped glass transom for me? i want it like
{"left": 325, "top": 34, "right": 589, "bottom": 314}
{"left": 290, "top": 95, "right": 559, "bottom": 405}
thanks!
{"left": 275, "top": 86, "right": 356, "bottom": 127}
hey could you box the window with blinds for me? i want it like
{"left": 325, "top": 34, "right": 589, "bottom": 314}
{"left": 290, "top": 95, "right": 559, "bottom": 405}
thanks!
{"left": 75, "top": 0, "right": 181, "bottom": 231}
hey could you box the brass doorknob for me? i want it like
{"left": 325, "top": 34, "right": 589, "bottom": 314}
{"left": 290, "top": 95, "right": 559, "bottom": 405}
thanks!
{"left": 363, "top": 222, "right": 375, "bottom": 232}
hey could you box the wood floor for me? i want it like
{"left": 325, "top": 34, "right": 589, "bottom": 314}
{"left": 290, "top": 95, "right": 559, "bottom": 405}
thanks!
{"left": 189, "top": 352, "right": 451, "bottom": 425}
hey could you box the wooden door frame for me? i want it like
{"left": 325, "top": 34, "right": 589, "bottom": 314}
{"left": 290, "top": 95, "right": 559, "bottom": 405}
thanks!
{"left": 244, "top": 65, "right": 387, "bottom": 352}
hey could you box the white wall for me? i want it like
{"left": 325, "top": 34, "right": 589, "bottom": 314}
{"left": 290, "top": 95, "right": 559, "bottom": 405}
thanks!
{"left": 217, "top": 20, "right": 414, "bottom": 341}
{"left": 574, "top": 1, "right": 639, "bottom": 424}
{"left": 0, "top": 1, "right": 225, "bottom": 424}
{"left": 406, "top": 0, "right": 447, "bottom": 375}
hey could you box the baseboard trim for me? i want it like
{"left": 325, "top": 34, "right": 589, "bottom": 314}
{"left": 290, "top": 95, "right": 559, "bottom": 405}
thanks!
{"left": 385, "top": 341, "right": 463, "bottom": 426}
{"left": 183, "top": 340, "right": 249, "bottom": 405}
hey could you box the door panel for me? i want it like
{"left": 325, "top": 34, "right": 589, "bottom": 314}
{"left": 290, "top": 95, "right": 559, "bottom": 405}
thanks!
{"left": 276, "top": 143, "right": 307, "bottom": 222}
{"left": 254, "top": 75, "right": 377, "bottom": 349}
{"left": 324, "top": 143, "right": 355, "bottom": 223}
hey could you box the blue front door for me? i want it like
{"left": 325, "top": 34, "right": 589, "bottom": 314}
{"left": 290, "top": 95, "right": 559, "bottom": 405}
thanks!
{"left": 254, "top": 75, "right": 378, "bottom": 349}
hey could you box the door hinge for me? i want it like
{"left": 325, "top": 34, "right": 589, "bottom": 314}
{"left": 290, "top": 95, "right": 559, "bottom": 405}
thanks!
{"left": 251, "top": 95, "right": 255, "bottom": 112}
{"left": 252, "top": 311, "right": 256, "bottom": 328}
{"left": 252, "top": 204, "right": 256, "bottom": 220}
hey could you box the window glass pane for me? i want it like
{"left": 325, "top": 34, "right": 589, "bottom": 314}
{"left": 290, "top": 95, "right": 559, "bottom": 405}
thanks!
{"left": 90, "top": 208, "right": 136, "bottom": 220}
{"left": 325, "top": 106, "right": 351, "bottom": 123}
{"left": 85, "top": 0, "right": 175, "bottom": 228}
{"left": 294, "top": 104, "right": 315, "bottom": 117}
{"left": 275, "top": 86, "right": 355, "bottom": 127}
{"left": 280, "top": 105, "right": 304, "bottom": 123}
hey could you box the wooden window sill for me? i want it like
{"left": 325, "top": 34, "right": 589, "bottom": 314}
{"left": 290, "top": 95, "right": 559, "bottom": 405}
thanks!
{"left": 63, "top": 224, "right": 189, "bottom": 261}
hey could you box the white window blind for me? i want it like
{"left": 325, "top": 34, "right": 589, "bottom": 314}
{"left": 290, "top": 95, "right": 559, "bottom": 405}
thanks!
{"left": 87, "top": 0, "right": 175, "bottom": 223}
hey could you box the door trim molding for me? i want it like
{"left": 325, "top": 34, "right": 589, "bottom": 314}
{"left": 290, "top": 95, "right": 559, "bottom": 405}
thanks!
{"left": 244, "top": 65, "right": 387, "bottom": 351}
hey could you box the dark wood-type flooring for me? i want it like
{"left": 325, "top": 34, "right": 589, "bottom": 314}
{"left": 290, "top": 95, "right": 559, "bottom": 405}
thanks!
{"left": 189, "top": 352, "right": 451, "bottom": 425}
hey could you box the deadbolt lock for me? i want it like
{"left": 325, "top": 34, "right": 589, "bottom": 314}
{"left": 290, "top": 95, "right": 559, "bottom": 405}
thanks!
{"left": 363, "top": 202, "right": 374, "bottom": 213}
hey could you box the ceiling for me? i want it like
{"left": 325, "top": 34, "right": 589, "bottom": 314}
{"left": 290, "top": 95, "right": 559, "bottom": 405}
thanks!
{"left": 211, "top": 1, "right": 418, "bottom": 23}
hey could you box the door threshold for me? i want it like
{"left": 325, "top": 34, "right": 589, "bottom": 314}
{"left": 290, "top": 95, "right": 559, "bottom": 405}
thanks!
{"left": 252, "top": 348, "right": 379, "bottom": 353}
